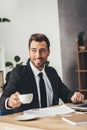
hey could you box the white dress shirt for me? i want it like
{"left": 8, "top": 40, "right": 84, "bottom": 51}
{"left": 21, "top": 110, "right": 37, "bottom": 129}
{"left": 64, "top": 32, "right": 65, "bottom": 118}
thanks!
{"left": 30, "top": 61, "right": 53, "bottom": 107}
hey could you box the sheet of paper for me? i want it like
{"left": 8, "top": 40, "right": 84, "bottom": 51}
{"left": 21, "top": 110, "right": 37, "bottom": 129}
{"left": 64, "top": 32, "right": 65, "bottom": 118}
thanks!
{"left": 23, "top": 104, "right": 75, "bottom": 118}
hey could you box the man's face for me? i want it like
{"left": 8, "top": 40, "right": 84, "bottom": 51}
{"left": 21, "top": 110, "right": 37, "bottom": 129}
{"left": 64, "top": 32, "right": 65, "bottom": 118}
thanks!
{"left": 29, "top": 40, "right": 50, "bottom": 70}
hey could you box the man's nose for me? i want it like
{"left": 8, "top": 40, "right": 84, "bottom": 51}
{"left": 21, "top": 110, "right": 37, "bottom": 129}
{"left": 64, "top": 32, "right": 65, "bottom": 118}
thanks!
{"left": 36, "top": 50, "right": 41, "bottom": 57}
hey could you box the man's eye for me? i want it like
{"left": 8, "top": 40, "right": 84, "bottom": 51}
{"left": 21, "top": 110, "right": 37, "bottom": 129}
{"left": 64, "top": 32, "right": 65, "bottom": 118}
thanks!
{"left": 39, "top": 49, "right": 46, "bottom": 53}
{"left": 31, "top": 49, "right": 46, "bottom": 53}
{"left": 31, "top": 49, "right": 37, "bottom": 52}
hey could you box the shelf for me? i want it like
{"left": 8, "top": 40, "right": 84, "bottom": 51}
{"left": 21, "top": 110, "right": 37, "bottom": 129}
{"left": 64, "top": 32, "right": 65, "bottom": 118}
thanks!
{"left": 79, "top": 89, "right": 87, "bottom": 92}
{"left": 0, "top": 71, "right": 3, "bottom": 93}
{"left": 0, "top": 46, "right": 5, "bottom": 92}
{"left": 78, "top": 50, "right": 87, "bottom": 53}
{"left": 76, "top": 40, "right": 87, "bottom": 92}
{"left": 77, "top": 70, "right": 87, "bottom": 72}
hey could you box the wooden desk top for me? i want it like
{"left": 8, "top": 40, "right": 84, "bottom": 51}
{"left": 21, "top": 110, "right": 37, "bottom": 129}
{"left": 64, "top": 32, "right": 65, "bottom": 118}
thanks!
{"left": 0, "top": 106, "right": 87, "bottom": 130}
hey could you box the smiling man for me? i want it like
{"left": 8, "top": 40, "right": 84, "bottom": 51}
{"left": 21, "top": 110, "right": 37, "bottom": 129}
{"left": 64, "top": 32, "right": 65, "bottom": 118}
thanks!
{"left": 0, "top": 33, "right": 84, "bottom": 113}
{"left": 29, "top": 41, "right": 50, "bottom": 71}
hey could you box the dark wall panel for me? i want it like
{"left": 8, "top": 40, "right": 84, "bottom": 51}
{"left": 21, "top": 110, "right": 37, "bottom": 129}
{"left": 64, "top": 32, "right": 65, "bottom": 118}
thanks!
{"left": 58, "top": 0, "right": 87, "bottom": 91}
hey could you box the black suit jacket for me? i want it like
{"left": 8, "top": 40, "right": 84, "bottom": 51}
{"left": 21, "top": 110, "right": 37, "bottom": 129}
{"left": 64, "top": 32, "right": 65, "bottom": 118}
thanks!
{"left": 0, "top": 63, "right": 73, "bottom": 113}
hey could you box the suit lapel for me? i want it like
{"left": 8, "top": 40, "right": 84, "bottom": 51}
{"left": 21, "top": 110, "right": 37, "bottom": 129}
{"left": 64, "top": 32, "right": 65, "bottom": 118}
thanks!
{"left": 26, "top": 64, "right": 39, "bottom": 107}
{"left": 45, "top": 66, "right": 58, "bottom": 105}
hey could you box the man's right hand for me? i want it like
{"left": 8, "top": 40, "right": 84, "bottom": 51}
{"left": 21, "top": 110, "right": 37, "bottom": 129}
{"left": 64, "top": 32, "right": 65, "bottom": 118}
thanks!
{"left": 7, "top": 92, "right": 22, "bottom": 108}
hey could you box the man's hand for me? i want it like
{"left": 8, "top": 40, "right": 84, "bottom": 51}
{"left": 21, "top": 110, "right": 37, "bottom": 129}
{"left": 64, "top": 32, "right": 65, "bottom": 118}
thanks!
{"left": 71, "top": 92, "right": 84, "bottom": 103}
{"left": 7, "top": 92, "right": 22, "bottom": 108}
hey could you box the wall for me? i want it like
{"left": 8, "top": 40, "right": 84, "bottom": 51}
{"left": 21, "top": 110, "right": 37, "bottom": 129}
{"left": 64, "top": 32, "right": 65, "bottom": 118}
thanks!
{"left": 58, "top": 0, "right": 87, "bottom": 91}
{"left": 0, "top": 0, "right": 63, "bottom": 78}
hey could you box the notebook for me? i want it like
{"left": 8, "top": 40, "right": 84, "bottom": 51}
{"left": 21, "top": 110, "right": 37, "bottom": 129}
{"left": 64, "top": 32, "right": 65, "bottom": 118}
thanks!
{"left": 62, "top": 113, "right": 87, "bottom": 125}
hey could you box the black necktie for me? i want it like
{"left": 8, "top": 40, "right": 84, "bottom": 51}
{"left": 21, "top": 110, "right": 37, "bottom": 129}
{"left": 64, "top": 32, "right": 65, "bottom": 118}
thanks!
{"left": 38, "top": 72, "right": 47, "bottom": 108}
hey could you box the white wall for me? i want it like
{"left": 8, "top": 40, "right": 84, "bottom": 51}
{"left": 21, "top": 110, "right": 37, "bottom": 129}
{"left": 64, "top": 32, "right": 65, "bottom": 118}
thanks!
{"left": 0, "top": 0, "right": 63, "bottom": 78}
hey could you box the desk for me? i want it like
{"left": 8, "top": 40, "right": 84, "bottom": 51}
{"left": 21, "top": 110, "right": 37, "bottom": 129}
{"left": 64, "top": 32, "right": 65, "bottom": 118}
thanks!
{"left": 0, "top": 106, "right": 87, "bottom": 130}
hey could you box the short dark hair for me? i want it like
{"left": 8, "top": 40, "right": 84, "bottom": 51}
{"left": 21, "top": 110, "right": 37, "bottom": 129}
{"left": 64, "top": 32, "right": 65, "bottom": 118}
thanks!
{"left": 28, "top": 33, "right": 50, "bottom": 49}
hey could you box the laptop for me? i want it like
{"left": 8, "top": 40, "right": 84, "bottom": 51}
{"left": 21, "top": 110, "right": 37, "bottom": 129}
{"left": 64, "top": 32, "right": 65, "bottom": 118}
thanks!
{"left": 70, "top": 102, "right": 87, "bottom": 112}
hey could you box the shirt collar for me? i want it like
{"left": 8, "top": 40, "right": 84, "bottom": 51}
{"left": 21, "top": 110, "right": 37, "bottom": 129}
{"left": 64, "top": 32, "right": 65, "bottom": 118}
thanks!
{"left": 30, "top": 61, "right": 45, "bottom": 77}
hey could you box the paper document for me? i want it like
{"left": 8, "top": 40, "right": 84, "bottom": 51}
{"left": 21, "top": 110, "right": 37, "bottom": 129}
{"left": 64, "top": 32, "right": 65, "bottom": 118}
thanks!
{"left": 23, "top": 104, "right": 75, "bottom": 118}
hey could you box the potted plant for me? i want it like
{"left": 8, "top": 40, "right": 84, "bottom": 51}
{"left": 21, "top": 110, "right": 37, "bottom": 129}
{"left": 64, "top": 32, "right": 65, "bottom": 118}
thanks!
{"left": 78, "top": 31, "right": 85, "bottom": 46}
{"left": 3, "top": 55, "right": 23, "bottom": 90}
{"left": 77, "top": 31, "right": 86, "bottom": 51}
{"left": 5, "top": 55, "right": 23, "bottom": 69}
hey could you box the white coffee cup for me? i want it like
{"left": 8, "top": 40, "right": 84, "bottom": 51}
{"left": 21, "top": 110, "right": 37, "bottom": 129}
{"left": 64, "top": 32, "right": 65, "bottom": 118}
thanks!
{"left": 19, "top": 93, "right": 33, "bottom": 104}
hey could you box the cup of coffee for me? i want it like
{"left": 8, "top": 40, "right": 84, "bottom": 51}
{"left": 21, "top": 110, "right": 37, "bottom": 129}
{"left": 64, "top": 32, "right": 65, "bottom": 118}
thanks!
{"left": 19, "top": 93, "right": 33, "bottom": 104}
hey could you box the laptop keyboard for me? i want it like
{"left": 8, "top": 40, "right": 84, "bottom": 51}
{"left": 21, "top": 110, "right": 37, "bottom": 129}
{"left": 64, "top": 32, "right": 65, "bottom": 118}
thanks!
{"left": 78, "top": 103, "right": 87, "bottom": 107}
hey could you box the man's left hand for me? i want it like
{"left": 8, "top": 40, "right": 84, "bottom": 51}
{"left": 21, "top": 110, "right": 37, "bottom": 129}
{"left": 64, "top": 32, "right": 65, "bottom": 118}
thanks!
{"left": 71, "top": 92, "right": 84, "bottom": 103}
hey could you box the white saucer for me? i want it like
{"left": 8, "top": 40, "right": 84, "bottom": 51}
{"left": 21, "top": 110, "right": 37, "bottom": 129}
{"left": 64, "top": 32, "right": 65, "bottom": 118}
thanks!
{"left": 14, "top": 115, "right": 38, "bottom": 121}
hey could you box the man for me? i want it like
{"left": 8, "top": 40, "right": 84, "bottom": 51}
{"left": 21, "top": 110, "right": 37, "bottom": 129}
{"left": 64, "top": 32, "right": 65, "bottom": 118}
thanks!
{"left": 0, "top": 33, "right": 84, "bottom": 113}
